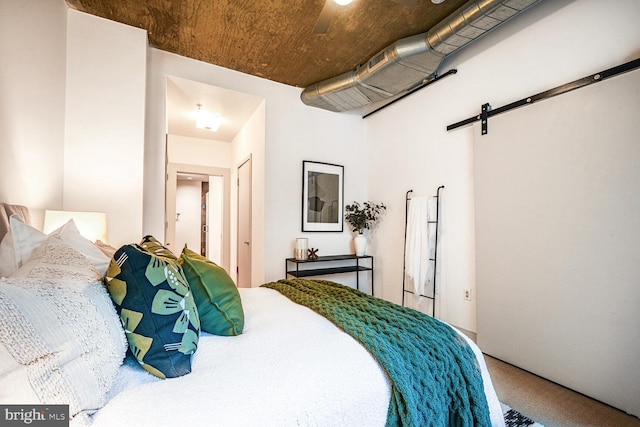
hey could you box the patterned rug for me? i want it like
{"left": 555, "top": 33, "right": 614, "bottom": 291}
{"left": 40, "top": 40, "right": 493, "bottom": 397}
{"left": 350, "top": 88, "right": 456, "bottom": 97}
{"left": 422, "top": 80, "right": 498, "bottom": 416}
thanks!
{"left": 502, "top": 403, "right": 545, "bottom": 427}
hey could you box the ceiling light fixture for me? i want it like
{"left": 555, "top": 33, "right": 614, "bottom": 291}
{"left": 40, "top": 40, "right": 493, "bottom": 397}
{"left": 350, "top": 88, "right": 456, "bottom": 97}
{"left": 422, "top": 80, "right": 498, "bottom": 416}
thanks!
{"left": 431, "top": 0, "right": 445, "bottom": 4}
{"left": 334, "top": 0, "right": 353, "bottom": 5}
{"left": 195, "top": 104, "right": 222, "bottom": 132}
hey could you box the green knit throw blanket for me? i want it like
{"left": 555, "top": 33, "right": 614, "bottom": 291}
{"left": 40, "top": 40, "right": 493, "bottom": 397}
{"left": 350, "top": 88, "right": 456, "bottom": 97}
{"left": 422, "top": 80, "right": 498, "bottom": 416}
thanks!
{"left": 262, "top": 278, "right": 491, "bottom": 427}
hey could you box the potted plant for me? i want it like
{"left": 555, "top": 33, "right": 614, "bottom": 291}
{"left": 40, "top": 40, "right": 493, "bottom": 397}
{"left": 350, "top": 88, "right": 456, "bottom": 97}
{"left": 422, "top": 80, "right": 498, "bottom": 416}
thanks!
{"left": 345, "top": 201, "right": 386, "bottom": 256}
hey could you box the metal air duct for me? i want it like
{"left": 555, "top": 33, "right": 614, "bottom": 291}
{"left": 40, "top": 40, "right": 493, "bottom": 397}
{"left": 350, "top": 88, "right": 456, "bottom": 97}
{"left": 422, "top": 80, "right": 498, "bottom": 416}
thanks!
{"left": 300, "top": 0, "right": 541, "bottom": 112}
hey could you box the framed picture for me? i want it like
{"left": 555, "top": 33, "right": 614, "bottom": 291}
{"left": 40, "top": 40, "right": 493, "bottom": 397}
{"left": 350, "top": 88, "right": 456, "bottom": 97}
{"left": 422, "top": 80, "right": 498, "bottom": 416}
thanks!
{"left": 302, "top": 161, "right": 344, "bottom": 232}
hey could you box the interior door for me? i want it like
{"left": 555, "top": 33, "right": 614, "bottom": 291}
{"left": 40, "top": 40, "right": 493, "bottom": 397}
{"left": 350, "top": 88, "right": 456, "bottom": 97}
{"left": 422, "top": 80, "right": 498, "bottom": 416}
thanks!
{"left": 475, "top": 67, "right": 640, "bottom": 416}
{"left": 236, "top": 157, "right": 252, "bottom": 287}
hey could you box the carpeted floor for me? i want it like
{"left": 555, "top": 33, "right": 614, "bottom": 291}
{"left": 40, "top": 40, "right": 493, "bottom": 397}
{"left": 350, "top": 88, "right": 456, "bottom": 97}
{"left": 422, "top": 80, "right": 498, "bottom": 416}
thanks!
{"left": 486, "top": 355, "right": 640, "bottom": 427}
{"left": 456, "top": 328, "right": 640, "bottom": 427}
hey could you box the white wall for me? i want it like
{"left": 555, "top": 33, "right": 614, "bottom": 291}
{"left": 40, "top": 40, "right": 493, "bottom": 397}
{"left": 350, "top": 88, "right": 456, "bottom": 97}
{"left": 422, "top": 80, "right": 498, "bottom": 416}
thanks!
{"left": 64, "top": 10, "right": 147, "bottom": 246}
{"left": 175, "top": 180, "right": 202, "bottom": 253}
{"left": 263, "top": 103, "right": 368, "bottom": 287}
{"left": 230, "top": 102, "right": 266, "bottom": 286}
{"left": 366, "top": 0, "right": 640, "bottom": 332}
{"left": 167, "top": 134, "right": 232, "bottom": 167}
{"left": 0, "top": 0, "right": 67, "bottom": 226}
{"left": 0, "top": 2, "right": 147, "bottom": 245}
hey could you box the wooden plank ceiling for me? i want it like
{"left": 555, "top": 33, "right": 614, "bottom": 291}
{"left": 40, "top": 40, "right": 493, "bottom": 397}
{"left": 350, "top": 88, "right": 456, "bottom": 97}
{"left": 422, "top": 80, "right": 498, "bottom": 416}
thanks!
{"left": 64, "top": 0, "right": 468, "bottom": 88}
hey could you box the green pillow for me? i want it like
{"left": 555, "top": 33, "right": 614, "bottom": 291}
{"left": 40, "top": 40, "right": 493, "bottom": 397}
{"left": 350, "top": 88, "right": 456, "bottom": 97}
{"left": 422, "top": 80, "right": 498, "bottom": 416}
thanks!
{"left": 179, "top": 246, "right": 244, "bottom": 336}
{"left": 105, "top": 237, "right": 200, "bottom": 379}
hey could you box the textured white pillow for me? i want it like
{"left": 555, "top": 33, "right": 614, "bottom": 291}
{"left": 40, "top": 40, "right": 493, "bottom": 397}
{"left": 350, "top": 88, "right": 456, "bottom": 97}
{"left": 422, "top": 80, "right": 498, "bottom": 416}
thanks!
{"left": 57, "top": 220, "right": 110, "bottom": 276}
{"left": 10, "top": 234, "right": 102, "bottom": 282}
{"left": 0, "top": 237, "right": 127, "bottom": 425}
{"left": 0, "top": 216, "right": 110, "bottom": 278}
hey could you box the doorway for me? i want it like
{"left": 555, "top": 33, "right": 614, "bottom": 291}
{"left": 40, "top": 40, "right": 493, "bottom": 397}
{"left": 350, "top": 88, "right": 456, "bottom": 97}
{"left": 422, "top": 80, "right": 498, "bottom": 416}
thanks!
{"left": 166, "top": 163, "right": 231, "bottom": 272}
{"left": 173, "top": 173, "right": 224, "bottom": 264}
{"left": 164, "top": 76, "right": 266, "bottom": 286}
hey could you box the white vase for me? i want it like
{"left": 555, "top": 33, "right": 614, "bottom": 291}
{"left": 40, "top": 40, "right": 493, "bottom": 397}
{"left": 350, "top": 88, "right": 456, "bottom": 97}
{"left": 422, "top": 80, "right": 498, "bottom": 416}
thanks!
{"left": 354, "top": 234, "right": 367, "bottom": 256}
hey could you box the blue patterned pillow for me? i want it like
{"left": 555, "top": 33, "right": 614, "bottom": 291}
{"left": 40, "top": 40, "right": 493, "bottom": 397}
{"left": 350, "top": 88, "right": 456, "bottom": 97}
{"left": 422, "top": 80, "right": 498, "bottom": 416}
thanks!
{"left": 105, "top": 237, "right": 200, "bottom": 378}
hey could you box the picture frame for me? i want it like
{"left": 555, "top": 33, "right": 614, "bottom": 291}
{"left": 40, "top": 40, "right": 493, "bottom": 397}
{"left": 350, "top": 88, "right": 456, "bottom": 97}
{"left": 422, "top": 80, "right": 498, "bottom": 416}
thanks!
{"left": 302, "top": 161, "right": 344, "bottom": 232}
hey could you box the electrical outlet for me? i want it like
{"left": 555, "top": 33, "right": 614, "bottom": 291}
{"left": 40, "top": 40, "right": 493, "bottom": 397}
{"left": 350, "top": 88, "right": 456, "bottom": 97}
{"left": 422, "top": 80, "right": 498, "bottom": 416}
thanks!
{"left": 464, "top": 289, "right": 471, "bottom": 301}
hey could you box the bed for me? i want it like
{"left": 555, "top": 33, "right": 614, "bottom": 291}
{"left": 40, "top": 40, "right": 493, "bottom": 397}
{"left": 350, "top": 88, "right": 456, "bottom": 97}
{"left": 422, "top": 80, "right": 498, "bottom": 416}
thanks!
{"left": 0, "top": 204, "right": 504, "bottom": 427}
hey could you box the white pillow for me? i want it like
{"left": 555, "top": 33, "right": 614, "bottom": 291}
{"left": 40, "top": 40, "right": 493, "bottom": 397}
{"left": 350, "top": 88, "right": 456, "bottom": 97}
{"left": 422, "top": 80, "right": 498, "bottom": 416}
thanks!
{"left": 0, "top": 237, "right": 127, "bottom": 424}
{"left": 0, "top": 216, "right": 109, "bottom": 278}
{"left": 57, "top": 219, "right": 110, "bottom": 276}
{"left": 0, "top": 215, "right": 49, "bottom": 277}
{"left": 10, "top": 234, "right": 102, "bottom": 283}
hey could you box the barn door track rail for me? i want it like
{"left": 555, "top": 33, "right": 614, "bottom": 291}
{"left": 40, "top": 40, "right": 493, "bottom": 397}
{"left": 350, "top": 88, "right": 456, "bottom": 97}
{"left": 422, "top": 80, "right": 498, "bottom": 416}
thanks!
{"left": 447, "top": 57, "right": 640, "bottom": 135}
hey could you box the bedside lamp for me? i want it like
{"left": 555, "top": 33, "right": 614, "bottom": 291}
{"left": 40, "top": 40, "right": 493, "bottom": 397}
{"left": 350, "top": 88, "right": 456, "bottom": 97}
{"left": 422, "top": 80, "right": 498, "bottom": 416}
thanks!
{"left": 43, "top": 210, "right": 108, "bottom": 243}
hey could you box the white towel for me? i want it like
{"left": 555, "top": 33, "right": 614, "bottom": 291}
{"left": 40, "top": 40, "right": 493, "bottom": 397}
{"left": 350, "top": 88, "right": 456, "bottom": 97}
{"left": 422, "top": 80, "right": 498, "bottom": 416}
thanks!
{"left": 404, "top": 196, "right": 435, "bottom": 298}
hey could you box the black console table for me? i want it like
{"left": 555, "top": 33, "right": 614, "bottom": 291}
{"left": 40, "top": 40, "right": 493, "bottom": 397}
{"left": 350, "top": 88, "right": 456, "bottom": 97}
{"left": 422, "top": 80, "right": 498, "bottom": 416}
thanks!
{"left": 285, "top": 255, "right": 374, "bottom": 295}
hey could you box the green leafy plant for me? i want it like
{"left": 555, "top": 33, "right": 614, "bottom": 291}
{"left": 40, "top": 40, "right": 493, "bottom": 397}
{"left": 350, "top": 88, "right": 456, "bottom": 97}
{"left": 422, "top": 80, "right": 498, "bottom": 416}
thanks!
{"left": 345, "top": 201, "right": 386, "bottom": 234}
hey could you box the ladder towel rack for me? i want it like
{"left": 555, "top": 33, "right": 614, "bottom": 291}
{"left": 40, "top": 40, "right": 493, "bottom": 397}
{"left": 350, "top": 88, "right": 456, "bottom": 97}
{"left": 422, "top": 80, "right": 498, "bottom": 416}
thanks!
{"left": 402, "top": 185, "right": 444, "bottom": 317}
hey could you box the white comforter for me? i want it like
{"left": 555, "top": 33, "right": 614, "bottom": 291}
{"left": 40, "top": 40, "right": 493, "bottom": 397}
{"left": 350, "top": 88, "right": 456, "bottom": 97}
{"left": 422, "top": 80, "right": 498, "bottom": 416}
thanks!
{"left": 90, "top": 288, "right": 504, "bottom": 427}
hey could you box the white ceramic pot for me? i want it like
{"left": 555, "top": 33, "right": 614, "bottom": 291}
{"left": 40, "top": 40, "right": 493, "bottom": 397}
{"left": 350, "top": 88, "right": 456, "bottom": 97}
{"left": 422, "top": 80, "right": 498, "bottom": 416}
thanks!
{"left": 354, "top": 234, "right": 367, "bottom": 256}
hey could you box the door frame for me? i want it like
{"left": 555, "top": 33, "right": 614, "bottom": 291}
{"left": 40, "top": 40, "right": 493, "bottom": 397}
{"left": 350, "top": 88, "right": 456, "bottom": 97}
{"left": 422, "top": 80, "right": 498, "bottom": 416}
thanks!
{"left": 236, "top": 155, "right": 252, "bottom": 287}
{"left": 166, "top": 162, "right": 231, "bottom": 272}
